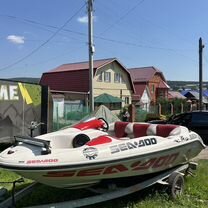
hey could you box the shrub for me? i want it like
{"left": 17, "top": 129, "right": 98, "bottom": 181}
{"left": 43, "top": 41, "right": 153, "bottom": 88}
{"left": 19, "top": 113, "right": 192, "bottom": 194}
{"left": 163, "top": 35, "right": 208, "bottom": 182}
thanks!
{"left": 145, "top": 113, "right": 161, "bottom": 121}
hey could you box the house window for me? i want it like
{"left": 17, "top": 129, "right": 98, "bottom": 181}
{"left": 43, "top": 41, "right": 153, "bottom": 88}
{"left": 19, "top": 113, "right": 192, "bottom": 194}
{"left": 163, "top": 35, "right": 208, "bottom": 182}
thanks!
{"left": 158, "top": 90, "right": 165, "bottom": 98}
{"left": 121, "top": 75, "right": 125, "bottom": 83}
{"left": 104, "top": 72, "right": 111, "bottom": 82}
{"left": 125, "top": 97, "right": 129, "bottom": 105}
{"left": 114, "top": 73, "right": 120, "bottom": 83}
{"left": 97, "top": 72, "right": 103, "bottom": 82}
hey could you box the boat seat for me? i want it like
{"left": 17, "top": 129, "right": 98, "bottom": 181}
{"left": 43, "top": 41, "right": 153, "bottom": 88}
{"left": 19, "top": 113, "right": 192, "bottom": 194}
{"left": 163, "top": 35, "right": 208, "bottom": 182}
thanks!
{"left": 114, "top": 122, "right": 156, "bottom": 138}
{"left": 133, "top": 123, "right": 150, "bottom": 137}
{"left": 113, "top": 122, "right": 182, "bottom": 139}
{"left": 114, "top": 121, "right": 129, "bottom": 138}
{"left": 156, "top": 124, "right": 179, "bottom": 137}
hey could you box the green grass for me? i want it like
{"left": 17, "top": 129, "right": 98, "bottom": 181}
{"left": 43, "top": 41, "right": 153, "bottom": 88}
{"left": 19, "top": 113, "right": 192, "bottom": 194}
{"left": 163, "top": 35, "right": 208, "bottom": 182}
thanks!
{"left": 0, "top": 160, "right": 208, "bottom": 208}
{"left": 0, "top": 169, "right": 33, "bottom": 201}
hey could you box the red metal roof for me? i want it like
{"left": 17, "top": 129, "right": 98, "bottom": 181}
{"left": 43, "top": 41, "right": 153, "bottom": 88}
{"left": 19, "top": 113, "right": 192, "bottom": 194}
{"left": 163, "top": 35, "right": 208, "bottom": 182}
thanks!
{"left": 134, "top": 84, "right": 146, "bottom": 97}
{"left": 168, "top": 91, "right": 186, "bottom": 99}
{"left": 128, "top": 66, "right": 165, "bottom": 82}
{"left": 48, "top": 58, "right": 117, "bottom": 73}
{"left": 158, "top": 80, "right": 170, "bottom": 89}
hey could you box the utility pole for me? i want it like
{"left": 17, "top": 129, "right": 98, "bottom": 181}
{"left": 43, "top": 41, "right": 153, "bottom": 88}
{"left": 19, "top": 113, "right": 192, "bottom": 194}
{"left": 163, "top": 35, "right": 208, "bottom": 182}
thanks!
{"left": 88, "top": 0, "right": 94, "bottom": 112}
{"left": 199, "top": 37, "right": 204, "bottom": 111}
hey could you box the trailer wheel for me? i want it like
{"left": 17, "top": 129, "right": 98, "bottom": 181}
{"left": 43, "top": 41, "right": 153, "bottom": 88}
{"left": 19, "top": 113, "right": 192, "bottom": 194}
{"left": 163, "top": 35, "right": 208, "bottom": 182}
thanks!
{"left": 168, "top": 172, "right": 184, "bottom": 199}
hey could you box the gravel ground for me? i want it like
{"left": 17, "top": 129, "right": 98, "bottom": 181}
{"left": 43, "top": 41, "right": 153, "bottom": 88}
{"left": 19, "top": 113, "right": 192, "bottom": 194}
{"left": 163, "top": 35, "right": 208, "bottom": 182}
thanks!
{"left": 192, "top": 146, "right": 208, "bottom": 161}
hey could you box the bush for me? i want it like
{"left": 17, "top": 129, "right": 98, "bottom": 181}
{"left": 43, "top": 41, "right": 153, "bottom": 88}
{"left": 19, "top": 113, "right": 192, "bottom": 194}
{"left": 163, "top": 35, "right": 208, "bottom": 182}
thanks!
{"left": 157, "top": 98, "right": 190, "bottom": 115}
{"left": 145, "top": 113, "right": 161, "bottom": 121}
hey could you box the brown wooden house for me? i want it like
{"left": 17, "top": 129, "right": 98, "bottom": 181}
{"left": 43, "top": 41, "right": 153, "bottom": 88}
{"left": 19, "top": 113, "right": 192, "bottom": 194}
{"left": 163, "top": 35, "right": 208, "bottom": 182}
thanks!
{"left": 128, "top": 66, "right": 170, "bottom": 104}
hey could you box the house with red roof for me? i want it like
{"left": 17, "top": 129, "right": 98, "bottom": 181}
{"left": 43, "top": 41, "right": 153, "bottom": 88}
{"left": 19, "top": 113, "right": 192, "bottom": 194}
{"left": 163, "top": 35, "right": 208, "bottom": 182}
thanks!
{"left": 40, "top": 58, "right": 135, "bottom": 110}
{"left": 168, "top": 91, "right": 186, "bottom": 100}
{"left": 128, "top": 66, "right": 170, "bottom": 107}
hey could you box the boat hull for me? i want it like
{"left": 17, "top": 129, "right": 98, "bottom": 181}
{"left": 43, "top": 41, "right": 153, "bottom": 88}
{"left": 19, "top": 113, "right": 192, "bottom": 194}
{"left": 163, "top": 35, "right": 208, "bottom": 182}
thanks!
{"left": 3, "top": 140, "right": 204, "bottom": 189}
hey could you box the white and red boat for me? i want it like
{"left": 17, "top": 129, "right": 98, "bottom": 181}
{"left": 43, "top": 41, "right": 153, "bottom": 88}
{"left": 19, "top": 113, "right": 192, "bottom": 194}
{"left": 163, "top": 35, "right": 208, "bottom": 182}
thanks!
{"left": 0, "top": 118, "right": 205, "bottom": 189}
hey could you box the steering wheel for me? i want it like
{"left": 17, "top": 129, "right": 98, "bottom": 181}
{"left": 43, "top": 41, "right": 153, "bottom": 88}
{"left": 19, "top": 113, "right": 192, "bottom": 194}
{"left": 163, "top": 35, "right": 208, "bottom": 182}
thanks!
{"left": 98, "top": 117, "right": 109, "bottom": 131}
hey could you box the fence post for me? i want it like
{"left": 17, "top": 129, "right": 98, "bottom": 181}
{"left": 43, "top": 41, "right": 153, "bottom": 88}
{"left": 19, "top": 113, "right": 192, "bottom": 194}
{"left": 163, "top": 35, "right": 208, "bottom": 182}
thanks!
{"left": 170, "top": 103, "right": 173, "bottom": 115}
{"left": 56, "top": 106, "right": 59, "bottom": 130}
{"left": 158, "top": 103, "right": 161, "bottom": 115}
{"left": 128, "top": 104, "right": 136, "bottom": 122}
{"left": 181, "top": 103, "right": 183, "bottom": 113}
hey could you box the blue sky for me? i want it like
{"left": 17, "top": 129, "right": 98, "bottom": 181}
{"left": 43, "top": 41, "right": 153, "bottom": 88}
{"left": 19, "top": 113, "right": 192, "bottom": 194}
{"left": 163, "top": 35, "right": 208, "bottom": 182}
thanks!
{"left": 0, "top": 0, "right": 208, "bottom": 81}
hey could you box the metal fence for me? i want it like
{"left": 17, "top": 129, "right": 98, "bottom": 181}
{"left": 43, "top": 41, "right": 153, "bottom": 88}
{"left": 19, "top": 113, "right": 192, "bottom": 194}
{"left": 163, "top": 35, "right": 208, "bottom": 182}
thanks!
{"left": 53, "top": 104, "right": 90, "bottom": 131}
{"left": 52, "top": 100, "right": 193, "bottom": 129}
{"left": 135, "top": 102, "right": 192, "bottom": 122}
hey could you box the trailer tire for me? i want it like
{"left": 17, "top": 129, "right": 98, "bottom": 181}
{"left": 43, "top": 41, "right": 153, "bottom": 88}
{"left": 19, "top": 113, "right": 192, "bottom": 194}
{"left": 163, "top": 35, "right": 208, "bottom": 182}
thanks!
{"left": 168, "top": 172, "right": 184, "bottom": 199}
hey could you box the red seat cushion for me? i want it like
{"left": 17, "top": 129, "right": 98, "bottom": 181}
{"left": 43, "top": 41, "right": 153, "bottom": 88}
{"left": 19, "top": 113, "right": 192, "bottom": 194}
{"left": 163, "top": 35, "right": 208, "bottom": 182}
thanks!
{"left": 156, "top": 125, "right": 178, "bottom": 137}
{"left": 114, "top": 122, "right": 128, "bottom": 138}
{"left": 133, "top": 124, "right": 150, "bottom": 137}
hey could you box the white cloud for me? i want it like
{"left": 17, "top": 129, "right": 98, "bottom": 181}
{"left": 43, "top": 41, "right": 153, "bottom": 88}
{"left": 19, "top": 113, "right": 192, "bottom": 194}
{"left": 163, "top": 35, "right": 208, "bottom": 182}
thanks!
{"left": 77, "top": 15, "right": 88, "bottom": 24}
{"left": 77, "top": 15, "right": 97, "bottom": 24}
{"left": 7, "top": 35, "right": 25, "bottom": 44}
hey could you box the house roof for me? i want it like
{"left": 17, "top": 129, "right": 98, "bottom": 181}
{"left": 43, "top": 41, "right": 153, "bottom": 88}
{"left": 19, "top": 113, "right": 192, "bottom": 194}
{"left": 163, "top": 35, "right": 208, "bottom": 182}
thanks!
{"left": 158, "top": 80, "right": 170, "bottom": 89}
{"left": 203, "top": 90, "right": 208, "bottom": 97}
{"left": 94, "top": 93, "right": 122, "bottom": 103}
{"left": 48, "top": 58, "right": 117, "bottom": 73}
{"left": 134, "top": 84, "right": 146, "bottom": 98}
{"left": 180, "top": 90, "right": 192, "bottom": 96}
{"left": 131, "top": 84, "right": 151, "bottom": 101}
{"left": 128, "top": 66, "right": 166, "bottom": 82}
{"left": 183, "top": 91, "right": 208, "bottom": 103}
{"left": 181, "top": 89, "right": 208, "bottom": 97}
{"left": 168, "top": 91, "right": 186, "bottom": 99}
{"left": 183, "top": 91, "right": 199, "bottom": 98}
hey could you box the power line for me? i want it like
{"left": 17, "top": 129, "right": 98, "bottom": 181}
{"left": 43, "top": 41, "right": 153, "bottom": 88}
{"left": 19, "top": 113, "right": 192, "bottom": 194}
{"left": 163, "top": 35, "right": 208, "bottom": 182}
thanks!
{"left": 99, "top": 0, "right": 145, "bottom": 35}
{"left": 97, "top": 1, "right": 196, "bottom": 50}
{"left": 0, "top": 12, "right": 192, "bottom": 52}
{"left": 0, "top": 14, "right": 56, "bottom": 34}
{"left": 0, "top": 3, "right": 86, "bottom": 72}
{"left": 94, "top": 35, "right": 187, "bottom": 52}
{"left": 0, "top": 8, "right": 197, "bottom": 70}
{"left": 0, "top": 13, "right": 88, "bottom": 37}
